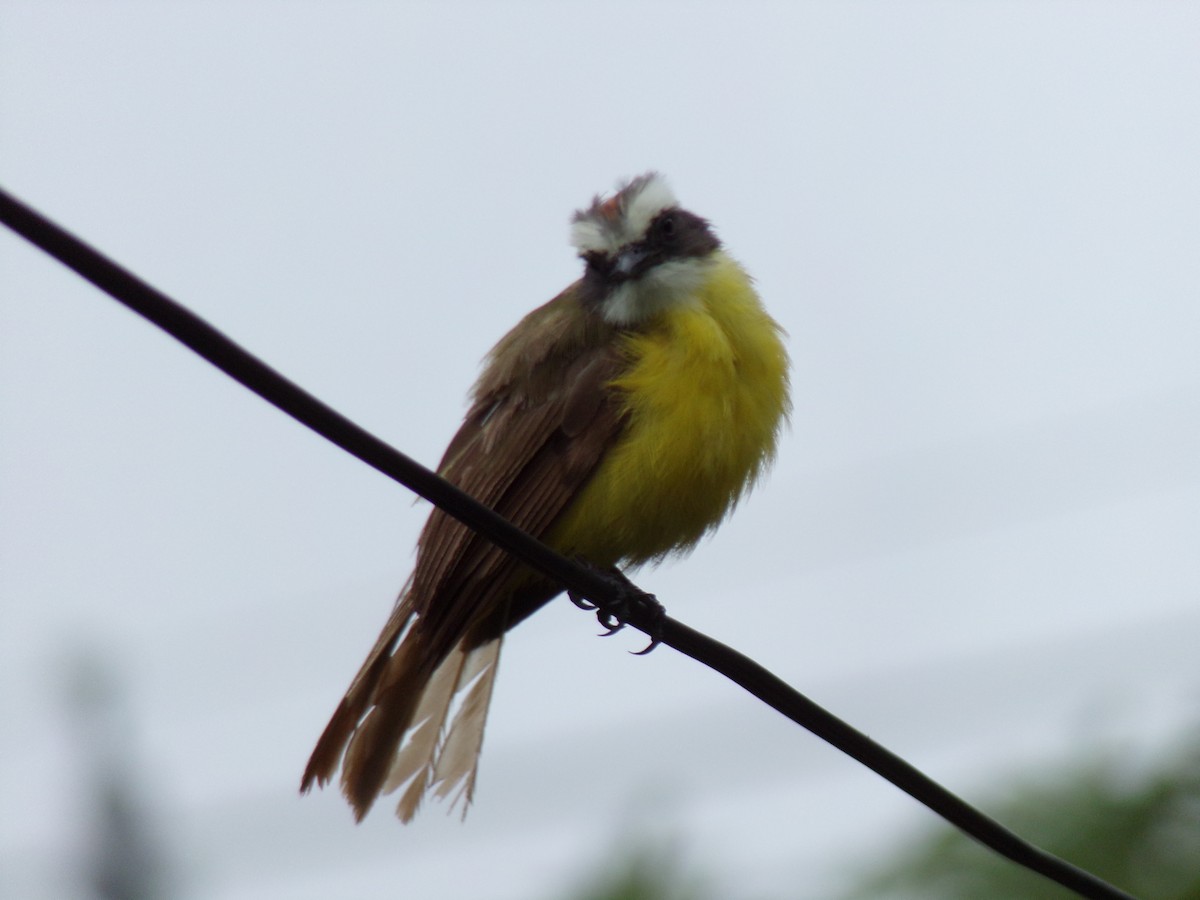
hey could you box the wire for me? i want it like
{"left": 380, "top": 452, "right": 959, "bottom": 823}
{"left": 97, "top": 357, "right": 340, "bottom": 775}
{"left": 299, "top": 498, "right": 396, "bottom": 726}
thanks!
{"left": 0, "top": 185, "right": 1136, "bottom": 900}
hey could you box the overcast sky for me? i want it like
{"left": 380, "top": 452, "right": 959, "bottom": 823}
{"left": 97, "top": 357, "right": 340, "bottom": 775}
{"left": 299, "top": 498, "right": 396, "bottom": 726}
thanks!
{"left": 2, "top": 3, "right": 1199, "bottom": 899}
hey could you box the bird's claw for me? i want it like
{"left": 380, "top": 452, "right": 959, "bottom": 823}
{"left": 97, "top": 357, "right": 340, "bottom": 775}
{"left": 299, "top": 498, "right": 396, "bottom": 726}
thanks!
{"left": 568, "top": 590, "right": 598, "bottom": 611}
{"left": 597, "top": 610, "right": 625, "bottom": 636}
{"left": 569, "top": 562, "right": 666, "bottom": 654}
{"left": 626, "top": 593, "right": 665, "bottom": 655}
{"left": 630, "top": 637, "right": 661, "bottom": 656}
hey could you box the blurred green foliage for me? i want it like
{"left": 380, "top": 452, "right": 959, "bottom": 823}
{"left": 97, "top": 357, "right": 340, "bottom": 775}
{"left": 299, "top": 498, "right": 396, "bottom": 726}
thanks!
{"left": 843, "top": 733, "right": 1200, "bottom": 900}
{"left": 560, "top": 732, "right": 1200, "bottom": 900}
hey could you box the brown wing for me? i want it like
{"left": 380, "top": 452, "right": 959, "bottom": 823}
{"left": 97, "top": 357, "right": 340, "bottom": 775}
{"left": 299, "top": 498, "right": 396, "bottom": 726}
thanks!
{"left": 413, "top": 334, "right": 628, "bottom": 656}
{"left": 301, "top": 285, "right": 628, "bottom": 813}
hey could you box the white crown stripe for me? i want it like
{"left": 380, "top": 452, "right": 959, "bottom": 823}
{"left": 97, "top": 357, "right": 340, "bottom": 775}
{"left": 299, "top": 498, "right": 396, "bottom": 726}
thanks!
{"left": 569, "top": 173, "right": 679, "bottom": 255}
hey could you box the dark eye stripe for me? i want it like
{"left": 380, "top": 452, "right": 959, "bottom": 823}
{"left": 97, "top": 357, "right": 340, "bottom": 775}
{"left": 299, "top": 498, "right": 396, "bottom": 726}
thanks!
{"left": 577, "top": 207, "right": 720, "bottom": 309}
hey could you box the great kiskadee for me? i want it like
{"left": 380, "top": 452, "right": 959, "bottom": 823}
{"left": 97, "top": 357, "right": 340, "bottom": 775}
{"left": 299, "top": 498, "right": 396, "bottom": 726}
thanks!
{"left": 301, "top": 172, "right": 790, "bottom": 822}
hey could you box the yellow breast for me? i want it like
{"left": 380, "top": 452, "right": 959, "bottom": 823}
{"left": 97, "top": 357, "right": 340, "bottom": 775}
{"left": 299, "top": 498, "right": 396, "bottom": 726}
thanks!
{"left": 549, "top": 252, "right": 790, "bottom": 565}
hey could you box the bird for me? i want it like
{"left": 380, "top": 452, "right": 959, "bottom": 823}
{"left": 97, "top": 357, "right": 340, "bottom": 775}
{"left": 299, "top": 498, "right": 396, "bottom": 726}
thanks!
{"left": 300, "top": 172, "right": 790, "bottom": 822}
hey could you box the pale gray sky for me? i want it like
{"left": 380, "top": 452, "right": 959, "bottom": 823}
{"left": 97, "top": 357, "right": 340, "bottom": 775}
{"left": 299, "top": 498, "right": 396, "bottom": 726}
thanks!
{"left": 2, "top": 3, "right": 1198, "bottom": 898}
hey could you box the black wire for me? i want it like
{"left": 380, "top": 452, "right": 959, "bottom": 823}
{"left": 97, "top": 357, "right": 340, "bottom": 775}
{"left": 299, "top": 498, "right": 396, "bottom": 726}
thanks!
{"left": 0, "top": 185, "right": 1136, "bottom": 900}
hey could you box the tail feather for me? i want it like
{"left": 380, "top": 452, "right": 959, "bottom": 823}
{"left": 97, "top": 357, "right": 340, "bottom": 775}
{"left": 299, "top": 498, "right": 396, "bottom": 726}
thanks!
{"left": 384, "top": 644, "right": 469, "bottom": 822}
{"left": 300, "top": 597, "right": 415, "bottom": 796}
{"left": 382, "top": 650, "right": 463, "bottom": 793}
{"left": 302, "top": 587, "right": 505, "bottom": 822}
{"left": 431, "top": 640, "right": 502, "bottom": 816}
{"left": 339, "top": 645, "right": 430, "bottom": 820}
{"left": 392, "top": 639, "right": 502, "bottom": 822}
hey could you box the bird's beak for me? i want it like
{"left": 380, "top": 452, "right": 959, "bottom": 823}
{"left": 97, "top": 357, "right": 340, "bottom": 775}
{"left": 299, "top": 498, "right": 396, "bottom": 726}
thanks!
{"left": 614, "top": 246, "right": 647, "bottom": 277}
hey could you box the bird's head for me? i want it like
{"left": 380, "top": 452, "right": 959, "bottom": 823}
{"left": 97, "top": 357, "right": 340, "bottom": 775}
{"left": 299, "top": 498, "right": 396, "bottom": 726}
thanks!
{"left": 571, "top": 173, "right": 722, "bottom": 326}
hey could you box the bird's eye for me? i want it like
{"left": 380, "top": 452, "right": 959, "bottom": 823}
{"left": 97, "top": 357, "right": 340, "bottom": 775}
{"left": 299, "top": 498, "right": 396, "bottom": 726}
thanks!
{"left": 658, "top": 214, "right": 676, "bottom": 238}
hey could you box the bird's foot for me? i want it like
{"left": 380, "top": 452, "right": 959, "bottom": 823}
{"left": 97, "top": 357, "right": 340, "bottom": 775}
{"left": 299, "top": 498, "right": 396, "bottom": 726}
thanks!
{"left": 568, "top": 563, "right": 666, "bottom": 654}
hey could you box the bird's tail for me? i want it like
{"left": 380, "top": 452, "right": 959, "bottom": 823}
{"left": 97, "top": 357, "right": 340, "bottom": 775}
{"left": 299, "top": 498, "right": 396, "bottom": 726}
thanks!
{"left": 382, "top": 638, "right": 502, "bottom": 822}
{"left": 301, "top": 606, "right": 502, "bottom": 823}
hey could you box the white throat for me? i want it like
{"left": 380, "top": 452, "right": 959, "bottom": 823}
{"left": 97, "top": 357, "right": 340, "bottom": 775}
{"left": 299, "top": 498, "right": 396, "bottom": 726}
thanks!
{"left": 599, "top": 255, "right": 716, "bottom": 326}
